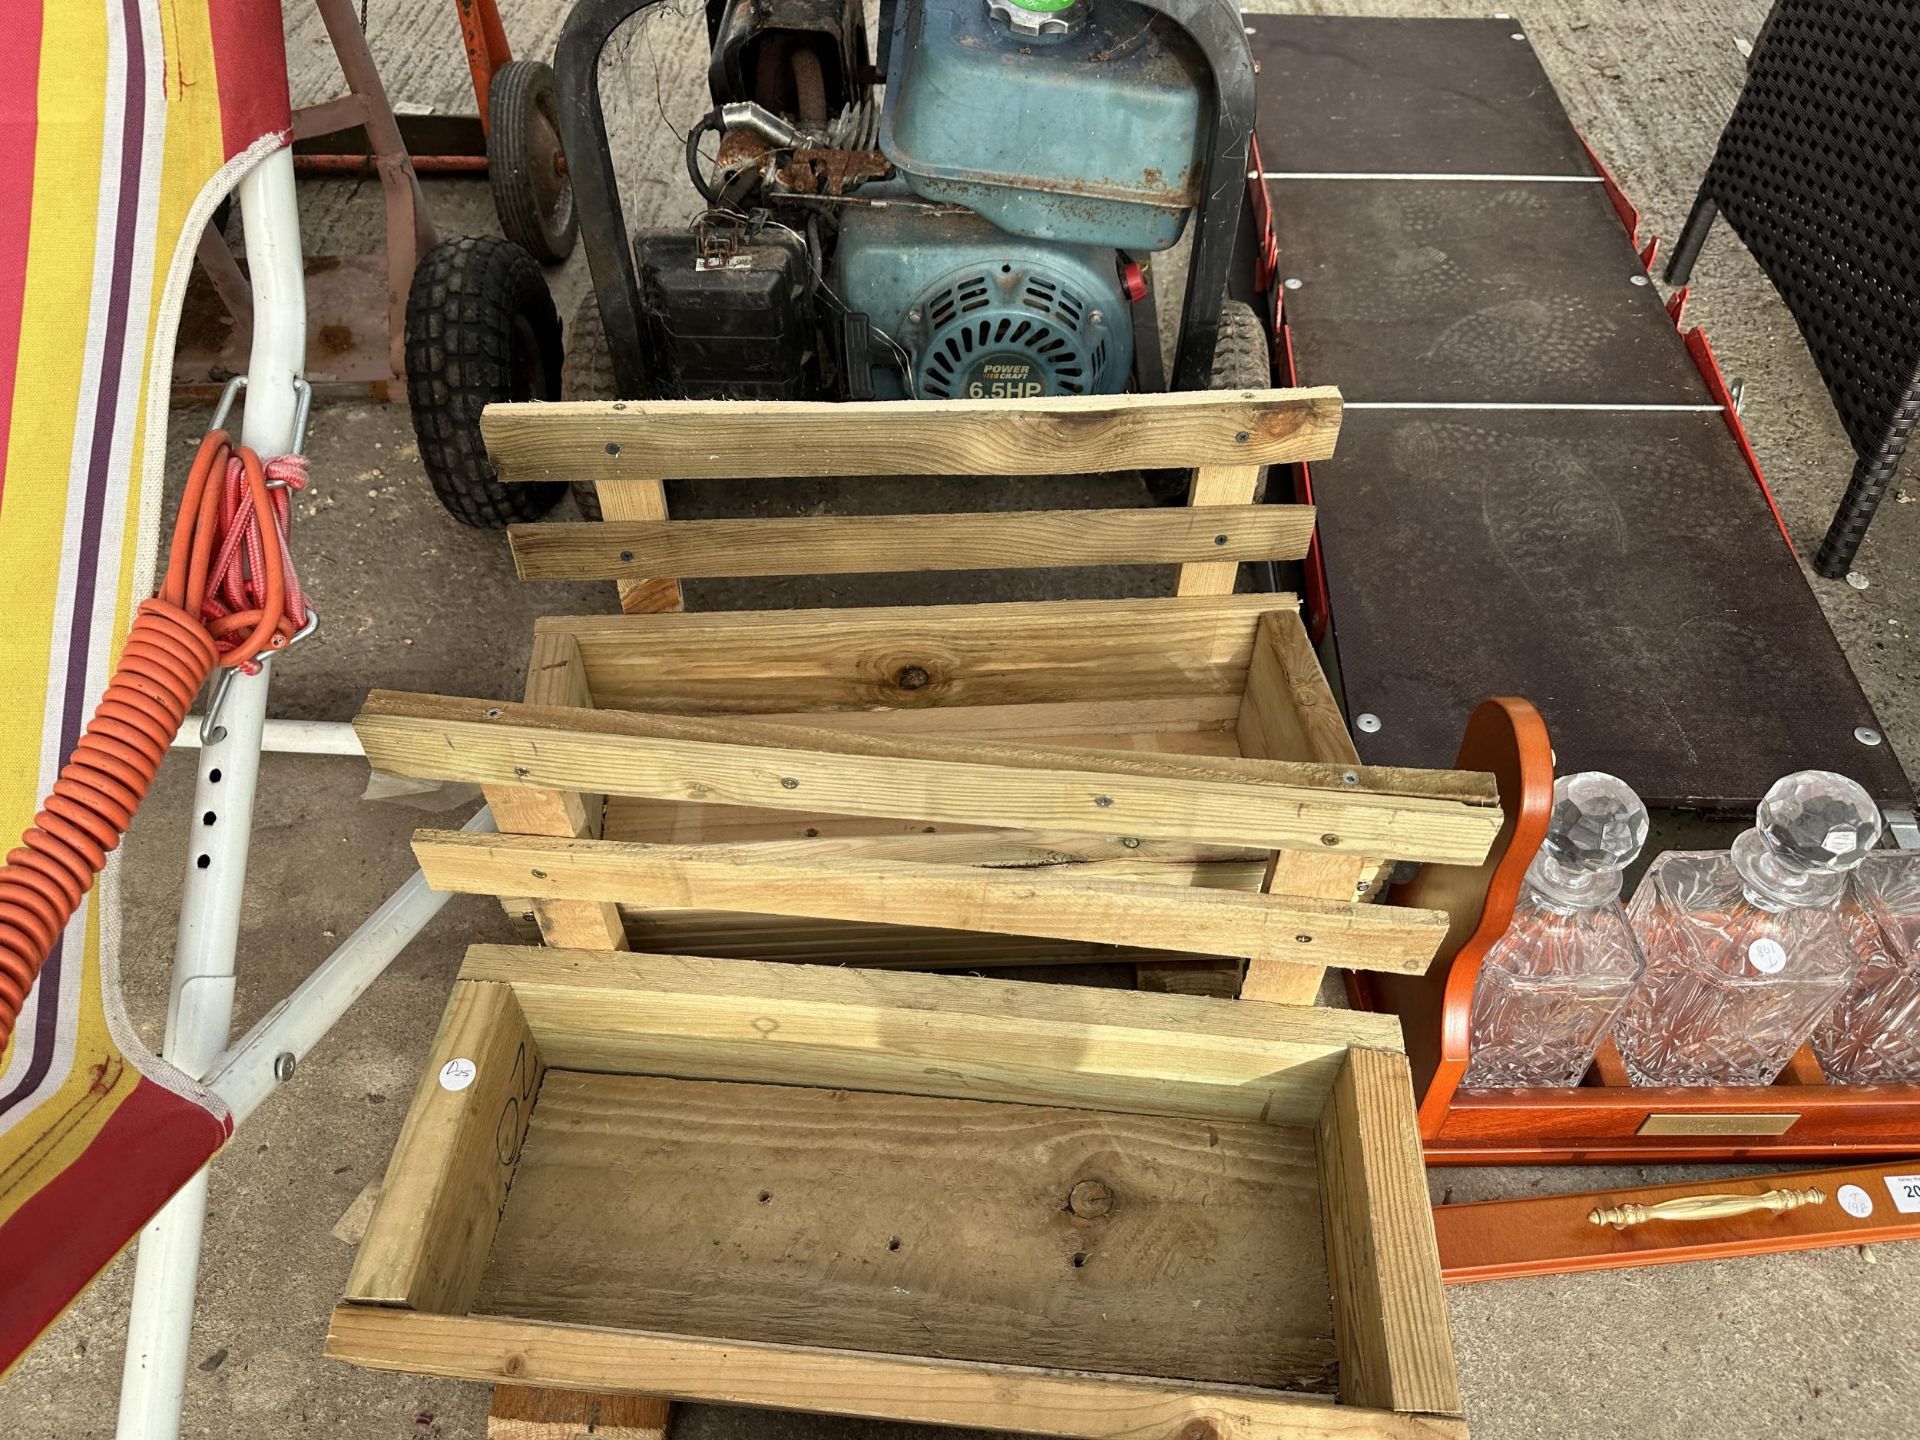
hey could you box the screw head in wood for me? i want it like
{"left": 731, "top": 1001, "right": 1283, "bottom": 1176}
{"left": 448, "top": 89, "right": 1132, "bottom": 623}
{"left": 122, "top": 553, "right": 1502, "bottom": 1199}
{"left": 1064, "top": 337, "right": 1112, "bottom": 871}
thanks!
{"left": 781, "top": 777, "right": 800, "bottom": 789}
{"left": 484, "top": 707, "right": 503, "bottom": 719}
{"left": 1094, "top": 795, "right": 1113, "bottom": 808}
{"left": 1067, "top": 1179, "right": 1114, "bottom": 1218}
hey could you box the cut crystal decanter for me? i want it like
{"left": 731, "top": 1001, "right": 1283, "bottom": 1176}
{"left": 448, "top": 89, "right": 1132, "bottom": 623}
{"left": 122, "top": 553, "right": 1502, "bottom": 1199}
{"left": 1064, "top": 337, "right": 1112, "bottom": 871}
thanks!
{"left": 1812, "top": 853, "right": 1920, "bottom": 1083}
{"left": 1463, "top": 772, "right": 1649, "bottom": 1088}
{"left": 1616, "top": 771, "right": 1882, "bottom": 1088}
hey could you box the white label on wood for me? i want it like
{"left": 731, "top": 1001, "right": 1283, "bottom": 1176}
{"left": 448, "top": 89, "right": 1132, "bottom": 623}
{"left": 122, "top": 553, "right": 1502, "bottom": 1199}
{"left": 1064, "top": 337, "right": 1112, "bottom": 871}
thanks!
{"left": 1885, "top": 1174, "right": 1920, "bottom": 1214}
{"left": 1837, "top": 1184, "right": 1874, "bottom": 1218}
{"left": 439, "top": 1057, "right": 478, "bottom": 1092}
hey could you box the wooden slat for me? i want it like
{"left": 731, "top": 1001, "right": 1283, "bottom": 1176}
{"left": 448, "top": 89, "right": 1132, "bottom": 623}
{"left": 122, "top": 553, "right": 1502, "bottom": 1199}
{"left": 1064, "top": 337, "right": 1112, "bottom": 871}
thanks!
{"left": 328, "top": 1308, "right": 1464, "bottom": 1440}
{"left": 488, "top": 1387, "right": 667, "bottom": 1440}
{"left": 356, "top": 693, "right": 1502, "bottom": 864}
{"left": 1238, "top": 610, "right": 1375, "bottom": 1005}
{"left": 413, "top": 832, "right": 1450, "bottom": 972}
{"left": 1317, "top": 1049, "right": 1463, "bottom": 1417}
{"left": 611, "top": 827, "right": 1269, "bottom": 884}
{"left": 457, "top": 945, "right": 1401, "bottom": 1125}
{"left": 477, "top": 1072, "right": 1335, "bottom": 1392}
{"left": 483, "top": 632, "right": 625, "bottom": 952}
{"left": 483, "top": 388, "right": 1343, "bottom": 482}
{"left": 1176, "top": 464, "right": 1267, "bottom": 595}
{"left": 344, "top": 982, "right": 542, "bottom": 1311}
{"left": 508, "top": 505, "right": 1314, "bottom": 581}
{"left": 547, "top": 593, "right": 1283, "bottom": 714}
{"left": 593, "top": 477, "right": 683, "bottom": 615}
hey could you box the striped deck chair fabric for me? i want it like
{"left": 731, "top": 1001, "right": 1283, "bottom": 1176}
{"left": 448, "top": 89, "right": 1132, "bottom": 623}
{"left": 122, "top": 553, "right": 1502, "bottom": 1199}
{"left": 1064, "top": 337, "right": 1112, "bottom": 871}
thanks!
{"left": 0, "top": 0, "right": 291, "bottom": 1373}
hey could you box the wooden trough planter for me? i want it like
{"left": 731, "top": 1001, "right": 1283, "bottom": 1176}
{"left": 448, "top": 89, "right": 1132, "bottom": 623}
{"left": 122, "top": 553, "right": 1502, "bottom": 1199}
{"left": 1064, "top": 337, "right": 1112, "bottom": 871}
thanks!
{"left": 326, "top": 948, "right": 1467, "bottom": 1440}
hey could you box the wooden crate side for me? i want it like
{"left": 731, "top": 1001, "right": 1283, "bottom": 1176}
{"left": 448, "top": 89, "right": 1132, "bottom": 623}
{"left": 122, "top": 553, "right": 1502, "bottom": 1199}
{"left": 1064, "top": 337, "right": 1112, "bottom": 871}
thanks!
{"left": 326, "top": 1309, "right": 1464, "bottom": 1440}
{"left": 456, "top": 945, "right": 1400, "bottom": 1125}
{"left": 344, "top": 982, "right": 543, "bottom": 1312}
{"left": 356, "top": 694, "right": 1500, "bottom": 865}
{"left": 1317, "top": 1049, "right": 1463, "bottom": 1418}
{"left": 543, "top": 594, "right": 1285, "bottom": 715}
{"left": 481, "top": 631, "right": 625, "bottom": 952}
{"left": 1239, "top": 610, "right": 1376, "bottom": 1005}
{"left": 509, "top": 506, "right": 1315, "bottom": 582}
{"left": 482, "top": 388, "right": 1343, "bottom": 482}
{"left": 412, "top": 831, "right": 1450, "bottom": 973}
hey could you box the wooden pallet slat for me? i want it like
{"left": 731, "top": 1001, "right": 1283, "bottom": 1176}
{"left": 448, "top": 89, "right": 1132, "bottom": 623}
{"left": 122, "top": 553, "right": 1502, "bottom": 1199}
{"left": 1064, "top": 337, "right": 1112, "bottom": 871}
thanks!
{"left": 507, "top": 504, "right": 1316, "bottom": 581}
{"left": 356, "top": 693, "right": 1501, "bottom": 865}
{"left": 411, "top": 831, "right": 1452, "bottom": 972}
{"left": 482, "top": 388, "right": 1343, "bottom": 483}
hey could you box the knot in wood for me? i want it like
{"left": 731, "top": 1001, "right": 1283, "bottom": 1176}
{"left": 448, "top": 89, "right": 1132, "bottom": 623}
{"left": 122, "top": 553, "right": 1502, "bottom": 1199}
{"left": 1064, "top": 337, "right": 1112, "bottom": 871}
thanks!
{"left": 1067, "top": 1179, "right": 1114, "bottom": 1219}
{"left": 1178, "top": 1420, "right": 1223, "bottom": 1440}
{"left": 895, "top": 664, "right": 931, "bottom": 691}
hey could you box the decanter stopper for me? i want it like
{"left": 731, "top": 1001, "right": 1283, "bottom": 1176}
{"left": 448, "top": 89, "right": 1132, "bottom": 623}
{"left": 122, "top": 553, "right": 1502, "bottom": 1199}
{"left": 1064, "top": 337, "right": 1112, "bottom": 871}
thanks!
{"left": 1733, "top": 770, "right": 1882, "bottom": 909}
{"left": 1529, "top": 772, "right": 1649, "bottom": 908}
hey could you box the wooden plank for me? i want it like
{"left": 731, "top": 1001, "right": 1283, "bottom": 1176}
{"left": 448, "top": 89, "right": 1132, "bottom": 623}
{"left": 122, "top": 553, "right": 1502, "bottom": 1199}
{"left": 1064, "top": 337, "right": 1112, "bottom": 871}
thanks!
{"left": 356, "top": 693, "right": 1502, "bottom": 864}
{"left": 344, "top": 982, "right": 543, "bottom": 1312}
{"left": 483, "top": 388, "right": 1343, "bottom": 482}
{"left": 549, "top": 593, "right": 1282, "bottom": 714}
{"left": 328, "top": 1308, "right": 1466, "bottom": 1440}
{"left": 1317, "top": 1049, "right": 1463, "bottom": 1417}
{"left": 412, "top": 831, "right": 1451, "bottom": 973}
{"left": 509, "top": 505, "right": 1315, "bottom": 581}
{"left": 478, "top": 1073, "right": 1335, "bottom": 1392}
{"left": 1240, "top": 610, "right": 1374, "bottom": 1005}
{"left": 456, "top": 945, "right": 1402, "bottom": 1125}
{"left": 1176, "top": 464, "right": 1266, "bottom": 596}
{"left": 488, "top": 1387, "right": 667, "bottom": 1439}
{"left": 611, "top": 827, "right": 1270, "bottom": 885}
{"left": 483, "top": 632, "right": 625, "bottom": 953}
{"left": 596, "top": 477, "right": 681, "bottom": 615}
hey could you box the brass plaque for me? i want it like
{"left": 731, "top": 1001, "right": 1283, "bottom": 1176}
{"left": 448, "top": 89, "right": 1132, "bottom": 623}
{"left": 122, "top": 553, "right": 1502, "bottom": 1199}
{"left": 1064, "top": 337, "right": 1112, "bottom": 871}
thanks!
{"left": 1637, "top": 1113, "right": 1801, "bottom": 1137}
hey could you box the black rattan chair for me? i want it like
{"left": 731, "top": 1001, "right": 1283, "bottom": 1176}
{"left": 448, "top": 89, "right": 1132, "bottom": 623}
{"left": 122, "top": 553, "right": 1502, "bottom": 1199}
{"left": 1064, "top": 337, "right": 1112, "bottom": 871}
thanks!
{"left": 1666, "top": 1, "right": 1920, "bottom": 578}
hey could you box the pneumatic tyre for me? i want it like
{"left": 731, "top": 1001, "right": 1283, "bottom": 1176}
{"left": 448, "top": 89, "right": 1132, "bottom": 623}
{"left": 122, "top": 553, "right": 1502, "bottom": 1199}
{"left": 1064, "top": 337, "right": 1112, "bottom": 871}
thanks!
{"left": 1145, "top": 298, "right": 1274, "bottom": 505}
{"left": 487, "top": 60, "right": 578, "bottom": 264}
{"left": 560, "top": 295, "right": 618, "bottom": 520}
{"left": 405, "top": 235, "right": 566, "bottom": 528}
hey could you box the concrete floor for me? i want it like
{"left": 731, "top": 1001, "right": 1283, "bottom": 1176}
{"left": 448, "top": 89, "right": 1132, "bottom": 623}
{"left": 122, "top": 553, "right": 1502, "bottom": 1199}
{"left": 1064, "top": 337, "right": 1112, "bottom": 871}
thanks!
{"left": 7, "top": 0, "right": 1920, "bottom": 1436}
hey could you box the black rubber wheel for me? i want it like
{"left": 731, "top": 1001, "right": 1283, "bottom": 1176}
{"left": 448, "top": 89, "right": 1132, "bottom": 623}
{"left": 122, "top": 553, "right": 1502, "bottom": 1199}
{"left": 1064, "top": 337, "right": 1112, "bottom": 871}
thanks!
{"left": 488, "top": 60, "right": 577, "bottom": 264}
{"left": 405, "top": 235, "right": 566, "bottom": 528}
{"left": 1145, "top": 298, "right": 1273, "bottom": 505}
{"left": 561, "top": 295, "right": 618, "bottom": 520}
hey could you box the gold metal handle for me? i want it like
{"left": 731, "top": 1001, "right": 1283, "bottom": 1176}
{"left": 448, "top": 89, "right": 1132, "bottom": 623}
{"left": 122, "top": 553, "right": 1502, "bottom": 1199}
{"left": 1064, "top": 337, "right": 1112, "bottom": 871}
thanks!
{"left": 1588, "top": 1186, "right": 1825, "bottom": 1230}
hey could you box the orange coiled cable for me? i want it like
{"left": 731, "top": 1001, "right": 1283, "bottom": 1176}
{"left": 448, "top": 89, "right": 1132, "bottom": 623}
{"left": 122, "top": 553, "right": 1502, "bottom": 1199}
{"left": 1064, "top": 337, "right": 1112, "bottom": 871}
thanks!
{"left": 0, "top": 429, "right": 303, "bottom": 1051}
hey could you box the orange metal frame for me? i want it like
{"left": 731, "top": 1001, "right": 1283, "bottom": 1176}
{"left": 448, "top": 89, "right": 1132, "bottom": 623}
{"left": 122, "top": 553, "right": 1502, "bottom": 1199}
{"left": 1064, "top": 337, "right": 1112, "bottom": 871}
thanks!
{"left": 1353, "top": 698, "right": 1920, "bottom": 1164}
